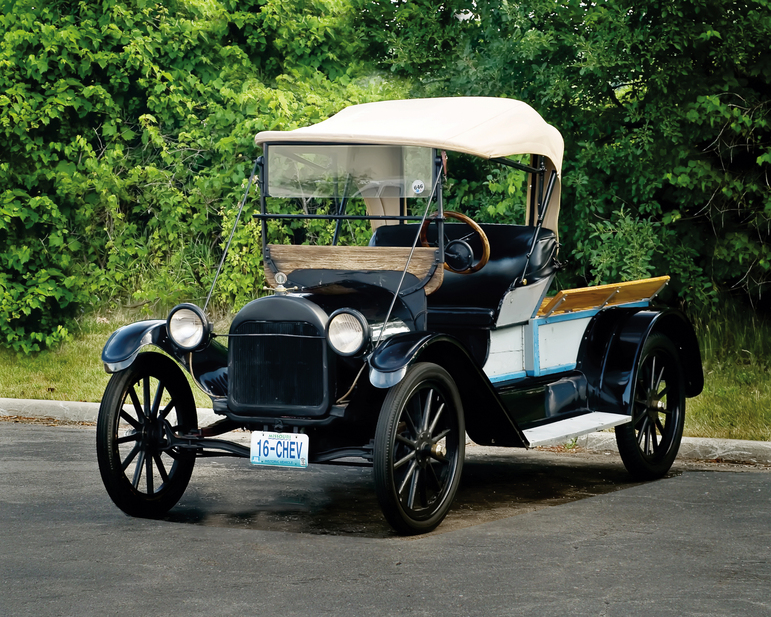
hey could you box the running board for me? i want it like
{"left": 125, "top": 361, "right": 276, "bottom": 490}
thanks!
{"left": 523, "top": 412, "right": 631, "bottom": 448}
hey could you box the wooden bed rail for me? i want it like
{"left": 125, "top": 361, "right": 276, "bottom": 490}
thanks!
{"left": 537, "top": 276, "right": 670, "bottom": 317}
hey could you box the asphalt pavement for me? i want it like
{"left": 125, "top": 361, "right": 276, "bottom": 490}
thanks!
{"left": 0, "top": 420, "right": 769, "bottom": 617}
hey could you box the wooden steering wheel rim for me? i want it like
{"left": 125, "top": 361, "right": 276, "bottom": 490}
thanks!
{"left": 419, "top": 211, "right": 491, "bottom": 274}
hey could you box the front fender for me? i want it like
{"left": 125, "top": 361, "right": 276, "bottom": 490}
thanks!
{"left": 369, "top": 332, "right": 527, "bottom": 447}
{"left": 577, "top": 307, "right": 703, "bottom": 415}
{"left": 102, "top": 321, "right": 229, "bottom": 398}
{"left": 368, "top": 331, "right": 439, "bottom": 388}
{"left": 102, "top": 320, "right": 169, "bottom": 373}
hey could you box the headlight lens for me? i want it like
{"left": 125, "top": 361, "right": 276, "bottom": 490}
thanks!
{"left": 167, "top": 304, "right": 208, "bottom": 350}
{"left": 326, "top": 309, "right": 369, "bottom": 356}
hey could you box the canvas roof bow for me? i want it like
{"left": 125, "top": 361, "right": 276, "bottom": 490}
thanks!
{"left": 254, "top": 97, "right": 564, "bottom": 172}
{"left": 254, "top": 97, "right": 564, "bottom": 235}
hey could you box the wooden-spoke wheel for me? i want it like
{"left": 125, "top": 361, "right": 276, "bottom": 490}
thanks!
{"left": 374, "top": 363, "right": 465, "bottom": 534}
{"left": 419, "top": 210, "right": 491, "bottom": 274}
{"left": 96, "top": 352, "right": 197, "bottom": 517}
{"left": 615, "top": 333, "right": 685, "bottom": 480}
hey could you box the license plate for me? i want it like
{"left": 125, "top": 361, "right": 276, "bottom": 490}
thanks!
{"left": 250, "top": 431, "right": 309, "bottom": 468}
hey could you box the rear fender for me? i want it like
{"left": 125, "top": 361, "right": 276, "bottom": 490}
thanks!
{"left": 576, "top": 307, "right": 703, "bottom": 415}
{"left": 102, "top": 321, "right": 229, "bottom": 397}
{"left": 369, "top": 332, "right": 527, "bottom": 447}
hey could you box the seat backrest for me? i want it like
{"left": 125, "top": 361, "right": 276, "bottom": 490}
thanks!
{"left": 360, "top": 183, "right": 402, "bottom": 230}
{"left": 370, "top": 223, "right": 557, "bottom": 311}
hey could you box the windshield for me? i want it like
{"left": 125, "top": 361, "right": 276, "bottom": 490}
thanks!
{"left": 266, "top": 145, "right": 434, "bottom": 200}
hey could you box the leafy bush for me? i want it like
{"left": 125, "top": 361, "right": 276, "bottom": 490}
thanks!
{"left": 442, "top": 154, "right": 528, "bottom": 225}
{"left": 377, "top": 0, "right": 771, "bottom": 312}
{"left": 0, "top": 0, "right": 406, "bottom": 351}
{"left": 576, "top": 207, "right": 713, "bottom": 306}
{"left": 4, "top": 0, "right": 770, "bottom": 355}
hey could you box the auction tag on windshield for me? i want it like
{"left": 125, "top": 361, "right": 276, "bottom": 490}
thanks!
{"left": 250, "top": 431, "right": 309, "bottom": 468}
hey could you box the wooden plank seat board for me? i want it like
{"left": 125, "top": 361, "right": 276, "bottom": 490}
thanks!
{"left": 264, "top": 244, "right": 444, "bottom": 295}
{"left": 537, "top": 276, "right": 670, "bottom": 317}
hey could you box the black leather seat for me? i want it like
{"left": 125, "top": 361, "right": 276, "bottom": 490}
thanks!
{"left": 370, "top": 223, "right": 558, "bottom": 326}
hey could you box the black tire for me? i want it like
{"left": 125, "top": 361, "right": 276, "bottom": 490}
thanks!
{"left": 96, "top": 352, "right": 197, "bottom": 517}
{"left": 373, "top": 362, "right": 465, "bottom": 534}
{"left": 615, "top": 333, "right": 685, "bottom": 480}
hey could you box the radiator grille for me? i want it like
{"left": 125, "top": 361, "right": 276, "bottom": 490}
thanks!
{"left": 229, "top": 321, "right": 326, "bottom": 411}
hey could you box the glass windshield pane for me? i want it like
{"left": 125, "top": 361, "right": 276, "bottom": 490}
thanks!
{"left": 267, "top": 145, "right": 434, "bottom": 199}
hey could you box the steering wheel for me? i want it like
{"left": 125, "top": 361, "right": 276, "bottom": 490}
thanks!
{"left": 420, "top": 211, "right": 491, "bottom": 274}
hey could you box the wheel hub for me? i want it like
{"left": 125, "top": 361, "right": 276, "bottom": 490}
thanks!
{"left": 415, "top": 431, "right": 432, "bottom": 467}
{"left": 644, "top": 390, "right": 663, "bottom": 419}
{"left": 431, "top": 441, "right": 446, "bottom": 459}
{"left": 137, "top": 417, "right": 166, "bottom": 451}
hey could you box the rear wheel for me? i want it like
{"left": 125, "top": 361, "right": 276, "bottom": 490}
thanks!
{"left": 96, "top": 352, "right": 197, "bottom": 517}
{"left": 615, "top": 333, "right": 685, "bottom": 480}
{"left": 373, "top": 363, "right": 465, "bottom": 534}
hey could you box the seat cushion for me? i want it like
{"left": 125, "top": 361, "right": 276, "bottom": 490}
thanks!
{"left": 371, "top": 223, "right": 557, "bottom": 313}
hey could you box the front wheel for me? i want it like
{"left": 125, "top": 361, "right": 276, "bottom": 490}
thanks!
{"left": 373, "top": 363, "right": 465, "bottom": 534}
{"left": 96, "top": 352, "right": 198, "bottom": 517}
{"left": 615, "top": 333, "right": 685, "bottom": 480}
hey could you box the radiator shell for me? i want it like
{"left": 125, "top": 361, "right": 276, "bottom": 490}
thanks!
{"left": 227, "top": 296, "right": 331, "bottom": 417}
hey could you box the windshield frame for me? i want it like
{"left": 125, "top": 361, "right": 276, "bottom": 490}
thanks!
{"left": 257, "top": 142, "right": 445, "bottom": 258}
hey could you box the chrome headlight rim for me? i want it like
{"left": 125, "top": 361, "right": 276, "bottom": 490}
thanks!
{"left": 325, "top": 308, "right": 370, "bottom": 357}
{"left": 167, "top": 303, "right": 210, "bottom": 351}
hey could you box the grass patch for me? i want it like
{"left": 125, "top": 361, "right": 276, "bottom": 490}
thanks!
{"left": 1, "top": 300, "right": 769, "bottom": 442}
{"left": 686, "top": 363, "right": 771, "bottom": 441}
{"left": 0, "top": 310, "right": 217, "bottom": 409}
{"left": 0, "top": 315, "right": 118, "bottom": 403}
{"left": 685, "top": 302, "right": 771, "bottom": 441}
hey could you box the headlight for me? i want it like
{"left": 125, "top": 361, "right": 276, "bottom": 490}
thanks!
{"left": 326, "top": 309, "right": 369, "bottom": 356}
{"left": 167, "top": 304, "right": 209, "bottom": 351}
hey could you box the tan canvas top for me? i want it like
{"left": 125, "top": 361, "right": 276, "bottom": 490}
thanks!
{"left": 254, "top": 97, "right": 564, "bottom": 235}
{"left": 254, "top": 97, "right": 563, "bottom": 171}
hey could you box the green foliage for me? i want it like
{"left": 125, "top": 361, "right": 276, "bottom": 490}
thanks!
{"left": 361, "top": 0, "right": 474, "bottom": 80}
{"left": 4, "top": 0, "right": 771, "bottom": 355}
{"left": 443, "top": 160, "right": 528, "bottom": 224}
{"left": 384, "top": 0, "right": 771, "bottom": 312}
{"left": 0, "top": 190, "right": 81, "bottom": 352}
{"left": 0, "top": 0, "right": 406, "bottom": 351}
{"left": 576, "top": 207, "right": 713, "bottom": 305}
